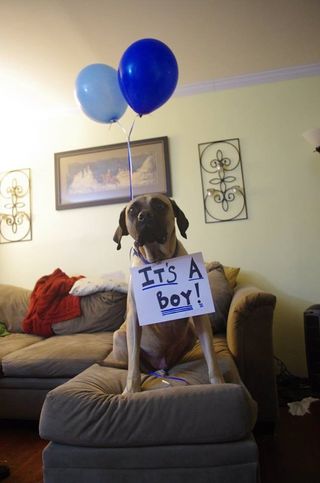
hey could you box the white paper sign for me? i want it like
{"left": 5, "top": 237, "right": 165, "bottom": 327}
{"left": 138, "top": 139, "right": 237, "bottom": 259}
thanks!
{"left": 131, "top": 252, "right": 215, "bottom": 326}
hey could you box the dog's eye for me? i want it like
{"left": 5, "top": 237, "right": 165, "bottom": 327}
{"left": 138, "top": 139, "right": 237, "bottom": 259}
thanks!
{"left": 128, "top": 204, "right": 139, "bottom": 217}
{"left": 151, "top": 199, "right": 167, "bottom": 213}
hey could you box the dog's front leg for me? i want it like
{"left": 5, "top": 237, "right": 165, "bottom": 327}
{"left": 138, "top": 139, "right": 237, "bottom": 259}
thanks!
{"left": 124, "top": 280, "right": 142, "bottom": 393}
{"left": 193, "top": 315, "right": 224, "bottom": 384}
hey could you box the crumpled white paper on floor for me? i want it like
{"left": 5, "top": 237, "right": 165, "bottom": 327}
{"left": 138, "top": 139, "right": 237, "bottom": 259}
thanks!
{"left": 287, "top": 397, "right": 319, "bottom": 416}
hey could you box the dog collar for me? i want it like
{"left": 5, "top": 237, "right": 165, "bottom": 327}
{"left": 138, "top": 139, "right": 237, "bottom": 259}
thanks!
{"left": 131, "top": 241, "right": 178, "bottom": 265}
{"left": 131, "top": 244, "right": 151, "bottom": 265}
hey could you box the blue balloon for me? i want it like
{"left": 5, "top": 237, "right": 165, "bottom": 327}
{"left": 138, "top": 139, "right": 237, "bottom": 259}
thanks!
{"left": 75, "top": 64, "right": 127, "bottom": 123}
{"left": 118, "top": 38, "right": 178, "bottom": 115}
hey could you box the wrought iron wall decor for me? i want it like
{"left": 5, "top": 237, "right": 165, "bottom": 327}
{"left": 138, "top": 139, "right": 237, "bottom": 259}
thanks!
{"left": 0, "top": 169, "right": 32, "bottom": 243}
{"left": 199, "top": 138, "right": 248, "bottom": 223}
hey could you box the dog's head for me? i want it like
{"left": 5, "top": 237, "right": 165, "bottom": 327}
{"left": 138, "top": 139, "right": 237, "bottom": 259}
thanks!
{"left": 113, "top": 194, "right": 189, "bottom": 259}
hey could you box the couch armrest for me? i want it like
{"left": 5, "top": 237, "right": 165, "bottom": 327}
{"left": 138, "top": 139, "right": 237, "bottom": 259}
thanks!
{"left": 226, "top": 285, "right": 278, "bottom": 423}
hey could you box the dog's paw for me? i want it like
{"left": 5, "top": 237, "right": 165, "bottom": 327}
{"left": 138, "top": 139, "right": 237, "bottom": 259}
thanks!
{"left": 123, "top": 383, "right": 142, "bottom": 394}
{"left": 210, "top": 375, "right": 224, "bottom": 385}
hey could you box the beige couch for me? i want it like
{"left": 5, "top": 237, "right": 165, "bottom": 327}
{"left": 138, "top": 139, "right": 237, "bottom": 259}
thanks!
{"left": 0, "top": 282, "right": 127, "bottom": 419}
{"left": 0, "top": 264, "right": 277, "bottom": 483}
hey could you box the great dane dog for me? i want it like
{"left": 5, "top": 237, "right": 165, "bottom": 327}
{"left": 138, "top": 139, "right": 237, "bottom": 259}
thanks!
{"left": 112, "top": 193, "right": 224, "bottom": 393}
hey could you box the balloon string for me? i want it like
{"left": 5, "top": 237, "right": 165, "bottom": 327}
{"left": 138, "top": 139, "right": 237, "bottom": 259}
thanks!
{"left": 127, "top": 140, "right": 133, "bottom": 200}
{"left": 115, "top": 115, "right": 139, "bottom": 200}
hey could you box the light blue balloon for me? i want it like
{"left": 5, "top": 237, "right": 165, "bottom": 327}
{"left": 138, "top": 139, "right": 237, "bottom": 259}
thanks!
{"left": 75, "top": 63, "right": 128, "bottom": 123}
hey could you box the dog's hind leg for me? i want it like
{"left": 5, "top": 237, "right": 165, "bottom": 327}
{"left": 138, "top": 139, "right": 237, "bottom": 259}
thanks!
{"left": 112, "top": 328, "right": 129, "bottom": 363}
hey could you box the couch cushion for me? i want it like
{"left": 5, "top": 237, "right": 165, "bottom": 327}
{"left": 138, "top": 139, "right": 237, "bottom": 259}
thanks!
{"left": 52, "top": 290, "right": 126, "bottom": 335}
{"left": 0, "top": 333, "right": 43, "bottom": 372}
{"left": 42, "top": 437, "right": 259, "bottom": 476}
{"left": 0, "top": 284, "right": 31, "bottom": 332}
{"left": 206, "top": 262, "right": 234, "bottom": 333}
{"left": 2, "top": 332, "right": 114, "bottom": 378}
{"left": 39, "top": 360, "right": 257, "bottom": 448}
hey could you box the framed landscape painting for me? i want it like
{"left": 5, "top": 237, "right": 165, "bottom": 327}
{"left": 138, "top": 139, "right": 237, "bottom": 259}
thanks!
{"left": 54, "top": 136, "right": 171, "bottom": 210}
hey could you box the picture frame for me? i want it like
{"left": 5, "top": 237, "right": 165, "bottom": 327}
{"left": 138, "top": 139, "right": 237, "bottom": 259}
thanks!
{"left": 54, "top": 136, "right": 171, "bottom": 210}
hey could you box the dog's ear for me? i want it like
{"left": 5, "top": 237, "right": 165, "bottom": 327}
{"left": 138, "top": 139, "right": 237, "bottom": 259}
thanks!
{"left": 113, "top": 207, "right": 128, "bottom": 250}
{"left": 170, "top": 199, "right": 189, "bottom": 239}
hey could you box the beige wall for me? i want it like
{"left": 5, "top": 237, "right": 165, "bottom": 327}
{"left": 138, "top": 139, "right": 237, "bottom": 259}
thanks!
{"left": 1, "top": 74, "right": 320, "bottom": 377}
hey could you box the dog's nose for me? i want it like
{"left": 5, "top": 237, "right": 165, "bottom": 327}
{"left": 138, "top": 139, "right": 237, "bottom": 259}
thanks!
{"left": 137, "top": 210, "right": 152, "bottom": 222}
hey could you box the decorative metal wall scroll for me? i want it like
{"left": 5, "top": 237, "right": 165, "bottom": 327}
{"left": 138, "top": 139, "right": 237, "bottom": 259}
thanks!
{"left": 199, "top": 138, "right": 248, "bottom": 223}
{"left": 0, "top": 169, "right": 32, "bottom": 243}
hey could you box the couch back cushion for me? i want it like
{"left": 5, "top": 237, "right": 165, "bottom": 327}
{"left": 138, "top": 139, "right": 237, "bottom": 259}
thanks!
{"left": 205, "top": 262, "right": 234, "bottom": 334}
{"left": 52, "top": 290, "right": 127, "bottom": 335}
{"left": 0, "top": 284, "right": 31, "bottom": 332}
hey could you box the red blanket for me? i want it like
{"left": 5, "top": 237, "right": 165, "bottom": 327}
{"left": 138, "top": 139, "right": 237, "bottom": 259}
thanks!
{"left": 22, "top": 268, "right": 82, "bottom": 337}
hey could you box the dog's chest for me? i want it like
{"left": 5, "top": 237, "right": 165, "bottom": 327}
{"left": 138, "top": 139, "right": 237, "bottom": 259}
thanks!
{"left": 139, "top": 318, "right": 196, "bottom": 370}
{"left": 141, "top": 318, "right": 194, "bottom": 350}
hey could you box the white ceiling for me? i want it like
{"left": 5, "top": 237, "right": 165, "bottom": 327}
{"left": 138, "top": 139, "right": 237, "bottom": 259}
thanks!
{"left": 1, "top": 0, "right": 319, "bottom": 109}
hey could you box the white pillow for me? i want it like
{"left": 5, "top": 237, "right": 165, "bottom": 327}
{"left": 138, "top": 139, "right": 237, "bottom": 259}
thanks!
{"left": 70, "top": 274, "right": 128, "bottom": 296}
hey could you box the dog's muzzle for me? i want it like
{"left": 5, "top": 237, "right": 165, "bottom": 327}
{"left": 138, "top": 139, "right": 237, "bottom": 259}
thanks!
{"left": 136, "top": 210, "right": 167, "bottom": 246}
